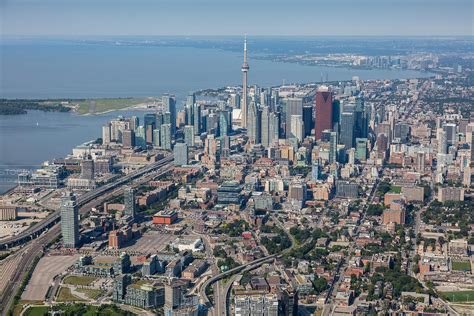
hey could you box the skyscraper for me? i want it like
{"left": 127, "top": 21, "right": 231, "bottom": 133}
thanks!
{"left": 329, "top": 131, "right": 338, "bottom": 163}
{"left": 219, "top": 110, "right": 231, "bottom": 137}
{"left": 162, "top": 94, "right": 176, "bottom": 136}
{"left": 353, "top": 96, "right": 368, "bottom": 139}
{"left": 173, "top": 143, "right": 188, "bottom": 166}
{"left": 247, "top": 101, "right": 261, "bottom": 144}
{"left": 314, "top": 86, "right": 333, "bottom": 140}
{"left": 160, "top": 124, "right": 172, "bottom": 150}
{"left": 80, "top": 159, "right": 94, "bottom": 180}
{"left": 261, "top": 106, "right": 271, "bottom": 148}
{"left": 130, "top": 116, "right": 139, "bottom": 131}
{"left": 176, "top": 110, "right": 185, "bottom": 128}
{"left": 205, "top": 134, "right": 218, "bottom": 158}
{"left": 332, "top": 99, "right": 341, "bottom": 132}
{"left": 221, "top": 135, "right": 231, "bottom": 158}
{"left": 192, "top": 103, "right": 201, "bottom": 135}
{"left": 471, "top": 131, "right": 474, "bottom": 164}
{"left": 241, "top": 35, "right": 249, "bottom": 128}
{"left": 394, "top": 123, "right": 410, "bottom": 143}
{"left": 229, "top": 93, "right": 240, "bottom": 109}
{"left": 156, "top": 112, "right": 164, "bottom": 131}
{"left": 185, "top": 105, "right": 193, "bottom": 126}
{"left": 102, "top": 123, "right": 111, "bottom": 145}
{"left": 355, "top": 138, "right": 368, "bottom": 162}
{"left": 206, "top": 112, "right": 219, "bottom": 134}
{"left": 340, "top": 112, "right": 355, "bottom": 149}
{"left": 443, "top": 123, "right": 457, "bottom": 146}
{"left": 61, "top": 192, "right": 79, "bottom": 248}
{"left": 123, "top": 186, "right": 135, "bottom": 218}
{"left": 269, "top": 112, "right": 280, "bottom": 147}
{"left": 437, "top": 128, "right": 447, "bottom": 154}
{"left": 153, "top": 129, "right": 160, "bottom": 148}
{"left": 285, "top": 97, "right": 303, "bottom": 139}
{"left": 186, "top": 92, "right": 195, "bottom": 108}
{"left": 135, "top": 126, "right": 146, "bottom": 149}
{"left": 302, "top": 104, "right": 313, "bottom": 137}
{"left": 290, "top": 115, "right": 304, "bottom": 142}
{"left": 312, "top": 160, "right": 320, "bottom": 180}
{"left": 122, "top": 129, "right": 135, "bottom": 148}
{"left": 144, "top": 113, "right": 156, "bottom": 144}
{"left": 163, "top": 111, "right": 172, "bottom": 126}
{"left": 184, "top": 125, "right": 195, "bottom": 147}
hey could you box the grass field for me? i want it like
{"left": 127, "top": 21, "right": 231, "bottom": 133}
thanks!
{"left": 56, "top": 287, "right": 85, "bottom": 302}
{"left": 12, "top": 300, "right": 43, "bottom": 316}
{"left": 76, "top": 288, "right": 104, "bottom": 300}
{"left": 76, "top": 98, "right": 150, "bottom": 115}
{"left": 82, "top": 306, "right": 130, "bottom": 316}
{"left": 452, "top": 261, "right": 471, "bottom": 272}
{"left": 24, "top": 306, "right": 49, "bottom": 316}
{"left": 440, "top": 290, "right": 474, "bottom": 303}
{"left": 389, "top": 185, "right": 402, "bottom": 193}
{"left": 63, "top": 275, "right": 97, "bottom": 286}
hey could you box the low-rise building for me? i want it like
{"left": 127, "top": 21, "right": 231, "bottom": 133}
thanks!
{"left": 153, "top": 210, "right": 178, "bottom": 225}
{"left": 401, "top": 185, "right": 424, "bottom": 202}
{"left": 124, "top": 282, "right": 164, "bottom": 309}
{"left": 383, "top": 209, "right": 406, "bottom": 225}
{"left": 371, "top": 254, "right": 392, "bottom": 272}
{"left": 335, "top": 181, "right": 359, "bottom": 199}
{"left": 438, "top": 187, "right": 464, "bottom": 202}
{"left": 181, "top": 260, "right": 208, "bottom": 280}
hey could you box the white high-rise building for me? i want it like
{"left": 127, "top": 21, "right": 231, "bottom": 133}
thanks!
{"left": 437, "top": 128, "right": 447, "bottom": 154}
{"left": 290, "top": 115, "right": 304, "bottom": 143}
{"left": 102, "top": 123, "right": 111, "bottom": 145}
{"left": 61, "top": 192, "right": 79, "bottom": 248}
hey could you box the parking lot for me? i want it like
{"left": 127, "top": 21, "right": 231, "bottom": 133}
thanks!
{"left": 121, "top": 231, "right": 175, "bottom": 254}
{"left": 22, "top": 255, "right": 79, "bottom": 301}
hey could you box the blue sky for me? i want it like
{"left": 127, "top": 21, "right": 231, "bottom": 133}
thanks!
{"left": 1, "top": 0, "right": 472, "bottom": 36}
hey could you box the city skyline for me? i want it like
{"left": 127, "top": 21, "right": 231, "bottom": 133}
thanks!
{"left": 1, "top": 0, "right": 472, "bottom": 37}
{"left": 0, "top": 1, "right": 473, "bottom": 315}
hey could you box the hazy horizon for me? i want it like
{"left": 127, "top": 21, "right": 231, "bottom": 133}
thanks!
{"left": 1, "top": 0, "right": 472, "bottom": 37}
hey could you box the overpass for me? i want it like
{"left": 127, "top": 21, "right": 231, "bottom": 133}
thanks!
{"left": 0, "top": 155, "right": 174, "bottom": 250}
{"left": 200, "top": 214, "right": 298, "bottom": 315}
{"left": 199, "top": 254, "right": 278, "bottom": 308}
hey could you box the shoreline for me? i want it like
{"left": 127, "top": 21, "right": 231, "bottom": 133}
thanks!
{"left": 0, "top": 100, "right": 157, "bottom": 117}
{"left": 0, "top": 71, "right": 436, "bottom": 117}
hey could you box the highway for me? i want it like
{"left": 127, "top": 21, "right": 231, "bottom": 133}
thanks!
{"left": 199, "top": 254, "right": 278, "bottom": 315}
{"left": 200, "top": 212, "right": 298, "bottom": 316}
{"left": 0, "top": 155, "right": 173, "bottom": 250}
{"left": 0, "top": 155, "right": 174, "bottom": 314}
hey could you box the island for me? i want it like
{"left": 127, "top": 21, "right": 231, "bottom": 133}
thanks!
{"left": 0, "top": 97, "right": 155, "bottom": 116}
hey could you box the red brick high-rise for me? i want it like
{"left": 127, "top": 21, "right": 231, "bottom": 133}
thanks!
{"left": 314, "top": 86, "right": 333, "bottom": 140}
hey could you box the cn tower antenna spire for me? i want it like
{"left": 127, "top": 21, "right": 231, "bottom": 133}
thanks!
{"left": 244, "top": 33, "right": 247, "bottom": 64}
{"left": 241, "top": 34, "right": 250, "bottom": 128}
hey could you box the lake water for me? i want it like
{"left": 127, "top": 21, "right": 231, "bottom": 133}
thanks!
{"left": 0, "top": 38, "right": 432, "bottom": 100}
{"left": 0, "top": 38, "right": 433, "bottom": 193}
{"left": 0, "top": 109, "right": 155, "bottom": 193}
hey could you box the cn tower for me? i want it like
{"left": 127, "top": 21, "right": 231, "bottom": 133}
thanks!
{"left": 241, "top": 35, "right": 249, "bottom": 128}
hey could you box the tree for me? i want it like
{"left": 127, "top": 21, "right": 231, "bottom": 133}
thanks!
{"left": 412, "top": 265, "right": 420, "bottom": 274}
{"left": 312, "top": 275, "right": 328, "bottom": 294}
